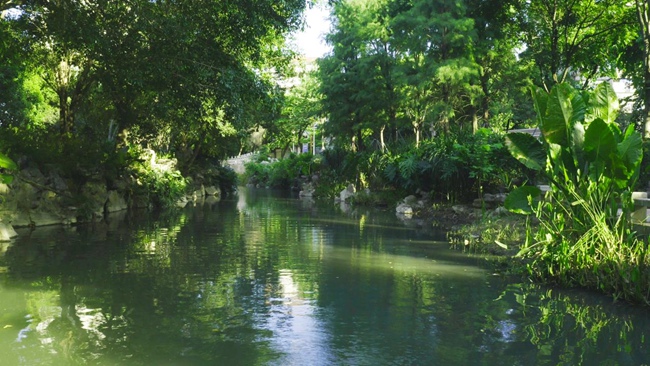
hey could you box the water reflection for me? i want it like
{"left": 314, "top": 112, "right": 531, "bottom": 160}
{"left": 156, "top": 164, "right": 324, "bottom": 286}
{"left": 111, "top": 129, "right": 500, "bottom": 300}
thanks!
{"left": 0, "top": 188, "right": 648, "bottom": 365}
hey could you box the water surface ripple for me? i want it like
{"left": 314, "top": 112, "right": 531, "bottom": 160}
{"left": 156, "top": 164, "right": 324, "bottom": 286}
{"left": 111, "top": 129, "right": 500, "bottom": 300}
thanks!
{"left": 0, "top": 188, "right": 649, "bottom": 365}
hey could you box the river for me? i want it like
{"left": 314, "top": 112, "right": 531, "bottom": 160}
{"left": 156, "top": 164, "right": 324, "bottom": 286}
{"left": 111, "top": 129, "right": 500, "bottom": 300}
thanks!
{"left": 0, "top": 188, "right": 649, "bottom": 365}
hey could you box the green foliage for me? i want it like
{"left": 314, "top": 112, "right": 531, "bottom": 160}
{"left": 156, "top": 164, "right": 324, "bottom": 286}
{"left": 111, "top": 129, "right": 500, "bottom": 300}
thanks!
{"left": 299, "top": 129, "right": 529, "bottom": 203}
{"left": 213, "top": 165, "right": 238, "bottom": 196}
{"left": 244, "top": 160, "right": 272, "bottom": 187}
{"left": 129, "top": 150, "right": 188, "bottom": 208}
{"left": 504, "top": 186, "right": 542, "bottom": 215}
{"left": 448, "top": 216, "right": 527, "bottom": 255}
{"left": 268, "top": 70, "right": 322, "bottom": 153}
{"left": 517, "top": 0, "right": 636, "bottom": 89}
{"left": 505, "top": 133, "right": 545, "bottom": 171}
{"left": 138, "top": 169, "right": 188, "bottom": 208}
{"left": 0, "top": 0, "right": 305, "bottom": 208}
{"left": 244, "top": 153, "right": 320, "bottom": 189}
{"left": 383, "top": 129, "right": 528, "bottom": 201}
{"left": 504, "top": 82, "right": 649, "bottom": 303}
{"left": 635, "top": 140, "right": 650, "bottom": 191}
{"left": 0, "top": 151, "right": 17, "bottom": 184}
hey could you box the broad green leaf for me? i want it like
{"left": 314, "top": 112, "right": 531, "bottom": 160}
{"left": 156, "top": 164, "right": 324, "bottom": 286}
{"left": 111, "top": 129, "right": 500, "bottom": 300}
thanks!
{"left": 505, "top": 185, "right": 542, "bottom": 215}
{"left": 570, "top": 90, "right": 586, "bottom": 126}
{"left": 617, "top": 128, "right": 643, "bottom": 177}
{"left": 548, "top": 143, "right": 563, "bottom": 176}
{"left": 609, "top": 122, "right": 622, "bottom": 143}
{"left": 505, "top": 132, "right": 546, "bottom": 171}
{"left": 588, "top": 82, "right": 619, "bottom": 124}
{"left": 531, "top": 86, "right": 548, "bottom": 126}
{"left": 609, "top": 154, "right": 630, "bottom": 187}
{"left": 584, "top": 118, "right": 616, "bottom": 164}
{"left": 571, "top": 122, "right": 586, "bottom": 172}
{"left": 0, "top": 153, "right": 17, "bottom": 171}
{"left": 561, "top": 144, "right": 578, "bottom": 178}
{"left": 0, "top": 174, "right": 13, "bottom": 184}
{"left": 541, "top": 83, "right": 574, "bottom": 146}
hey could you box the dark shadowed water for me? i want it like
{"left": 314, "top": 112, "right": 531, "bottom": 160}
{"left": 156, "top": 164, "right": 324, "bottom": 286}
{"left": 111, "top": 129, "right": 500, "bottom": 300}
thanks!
{"left": 1, "top": 188, "right": 649, "bottom": 366}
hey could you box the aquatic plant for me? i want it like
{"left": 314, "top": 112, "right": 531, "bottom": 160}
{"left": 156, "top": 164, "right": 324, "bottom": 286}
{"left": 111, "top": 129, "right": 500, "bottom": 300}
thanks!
{"left": 504, "top": 82, "right": 650, "bottom": 304}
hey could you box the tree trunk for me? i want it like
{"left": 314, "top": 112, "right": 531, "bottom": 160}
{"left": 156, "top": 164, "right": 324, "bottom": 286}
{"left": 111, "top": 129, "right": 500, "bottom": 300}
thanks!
{"left": 472, "top": 111, "right": 479, "bottom": 134}
{"left": 414, "top": 123, "right": 420, "bottom": 148}
{"left": 356, "top": 128, "right": 365, "bottom": 152}
{"left": 644, "top": 67, "right": 650, "bottom": 139}
{"left": 638, "top": 0, "right": 650, "bottom": 138}
{"left": 185, "top": 140, "right": 202, "bottom": 172}
{"left": 479, "top": 71, "right": 490, "bottom": 125}
{"left": 58, "top": 89, "right": 72, "bottom": 136}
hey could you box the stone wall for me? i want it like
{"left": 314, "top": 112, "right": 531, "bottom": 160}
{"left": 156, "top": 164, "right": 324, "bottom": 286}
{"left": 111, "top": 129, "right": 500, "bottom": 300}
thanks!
{"left": 0, "top": 153, "right": 224, "bottom": 241}
{"left": 0, "top": 165, "right": 128, "bottom": 235}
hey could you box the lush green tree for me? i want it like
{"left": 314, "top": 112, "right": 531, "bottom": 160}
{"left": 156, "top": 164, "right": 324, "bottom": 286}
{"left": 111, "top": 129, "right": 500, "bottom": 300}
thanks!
{"left": 351, "top": 0, "right": 400, "bottom": 151}
{"left": 2, "top": 0, "right": 306, "bottom": 167}
{"left": 0, "top": 12, "right": 28, "bottom": 127}
{"left": 319, "top": 0, "right": 369, "bottom": 152}
{"left": 390, "top": 0, "right": 479, "bottom": 143}
{"left": 270, "top": 66, "right": 322, "bottom": 156}
{"left": 516, "top": 0, "right": 636, "bottom": 91}
{"left": 467, "top": 0, "right": 532, "bottom": 131}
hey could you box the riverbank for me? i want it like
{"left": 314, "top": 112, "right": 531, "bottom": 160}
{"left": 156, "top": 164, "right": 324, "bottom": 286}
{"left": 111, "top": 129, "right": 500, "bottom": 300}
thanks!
{"left": 0, "top": 150, "right": 233, "bottom": 240}
{"left": 390, "top": 197, "right": 527, "bottom": 260}
{"left": 399, "top": 196, "right": 650, "bottom": 306}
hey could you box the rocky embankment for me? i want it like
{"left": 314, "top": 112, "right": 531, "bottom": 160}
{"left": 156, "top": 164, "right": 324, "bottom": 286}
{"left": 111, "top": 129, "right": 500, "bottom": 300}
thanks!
{"left": 0, "top": 152, "right": 221, "bottom": 241}
{"left": 331, "top": 183, "right": 509, "bottom": 229}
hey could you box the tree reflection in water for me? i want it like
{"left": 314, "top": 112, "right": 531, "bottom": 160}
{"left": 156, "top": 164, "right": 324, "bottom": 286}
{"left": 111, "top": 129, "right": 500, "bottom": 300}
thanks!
{"left": 0, "top": 193, "right": 648, "bottom": 365}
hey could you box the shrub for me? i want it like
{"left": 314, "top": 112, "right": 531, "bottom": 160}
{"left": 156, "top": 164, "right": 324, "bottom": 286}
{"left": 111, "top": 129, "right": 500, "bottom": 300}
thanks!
{"left": 129, "top": 148, "right": 188, "bottom": 208}
{"left": 244, "top": 153, "right": 320, "bottom": 189}
{"left": 504, "top": 82, "right": 649, "bottom": 304}
{"left": 383, "top": 130, "right": 530, "bottom": 202}
{"left": 214, "top": 165, "right": 238, "bottom": 195}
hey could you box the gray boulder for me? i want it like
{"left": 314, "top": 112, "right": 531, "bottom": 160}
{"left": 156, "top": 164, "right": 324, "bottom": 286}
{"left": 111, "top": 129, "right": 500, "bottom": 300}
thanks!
{"left": 339, "top": 184, "right": 356, "bottom": 202}
{"left": 30, "top": 211, "right": 64, "bottom": 227}
{"left": 403, "top": 195, "right": 418, "bottom": 206}
{"left": 205, "top": 186, "right": 221, "bottom": 197}
{"left": 106, "top": 190, "right": 128, "bottom": 213}
{"left": 82, "top": 181, "right": 109, "bottom": 217}
{"left": 491, "top": 206, "right": 509, "bottom": 217}
{"left": 396, "top": 203, "right": 414, "bottom": 216}
{"left": 191, "top": 184, "right": 206, "bottom": 201}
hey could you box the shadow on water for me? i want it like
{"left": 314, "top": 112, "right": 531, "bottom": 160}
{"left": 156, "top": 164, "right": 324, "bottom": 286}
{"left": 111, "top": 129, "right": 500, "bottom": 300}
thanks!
{"left": 0, "top": 187, "right": 648, "bottom": 365}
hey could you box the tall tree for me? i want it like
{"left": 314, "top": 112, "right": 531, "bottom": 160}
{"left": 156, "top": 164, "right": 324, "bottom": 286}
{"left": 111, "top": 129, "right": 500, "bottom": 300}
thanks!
{"left": 517, "top": 0, "right": 636, "bottom": 91}
{"left": 319, "top": 0, "right": 367, "bottom": 152}
{"left": 17, "top": 0, "right": 97, "bottom": 137}
{"left": 391, "top": 0, "right": 478, "bottom": 143}
{"left": 271, "top": 67, "right": 322, "bottom": 156}
{"left": 636, "top": 0, "right": 650, "bottom": 137}
{"left": 6, "top": 0, "right": 306, "bottom": 161}
{"left": 467, "top": 0, "right": 526, "bottom": 131}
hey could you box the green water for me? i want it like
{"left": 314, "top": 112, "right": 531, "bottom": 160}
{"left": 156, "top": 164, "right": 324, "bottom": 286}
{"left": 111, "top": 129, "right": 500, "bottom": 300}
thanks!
{"left": 0, "top": 188, "right": 649, "bottom": 365}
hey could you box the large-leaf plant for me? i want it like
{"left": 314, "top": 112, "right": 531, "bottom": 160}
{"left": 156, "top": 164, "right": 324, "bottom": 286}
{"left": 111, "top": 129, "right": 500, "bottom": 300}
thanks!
{"left": 504, "top": 82, "right": 643, "bottom": 262}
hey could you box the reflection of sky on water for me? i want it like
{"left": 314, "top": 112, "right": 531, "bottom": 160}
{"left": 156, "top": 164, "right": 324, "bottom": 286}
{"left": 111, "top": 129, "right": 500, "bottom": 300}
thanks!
{"left": 263, "top": 269, "right": 334, "bottom": 365}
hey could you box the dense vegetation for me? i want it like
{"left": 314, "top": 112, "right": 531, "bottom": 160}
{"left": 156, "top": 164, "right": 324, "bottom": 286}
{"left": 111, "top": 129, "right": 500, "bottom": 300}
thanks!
{"left": 505, "top": 82, "right": 648, "bottom": 303}
{"left": 309, "top": 0, "right": 647, "bottom": 195}
{"left": 0, "top": 0, "right": 306, "bottom": 205}
{"left": 4, "top": 0, "right": 650, "bottom": 302}
{"left": 243, "top": 0, "right": 650, "bottom": 304}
